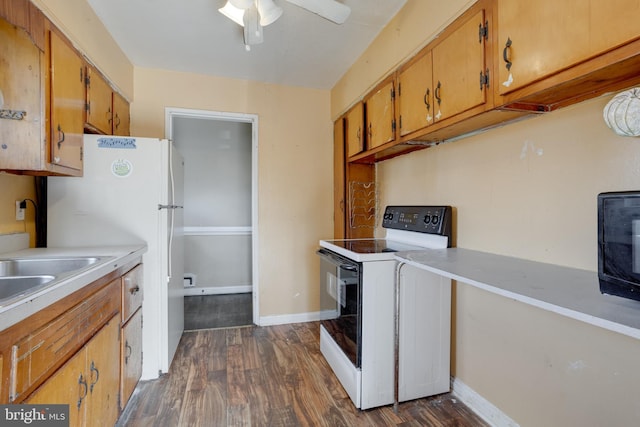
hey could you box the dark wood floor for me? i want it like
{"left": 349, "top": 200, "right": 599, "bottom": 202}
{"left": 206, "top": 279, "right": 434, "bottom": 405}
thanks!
{"left": 117, "top": 322, "right": 489, "bottom": 426}
{"left": 184, "top": 293, "right": 253, "bottom": 330}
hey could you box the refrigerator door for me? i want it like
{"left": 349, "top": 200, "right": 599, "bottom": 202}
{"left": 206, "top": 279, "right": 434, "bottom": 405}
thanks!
{"left": 47, "top": 134, "right": 184, "bottom": 380}
{"left": 164, "top": 143, "right": 184, "bottom": 372}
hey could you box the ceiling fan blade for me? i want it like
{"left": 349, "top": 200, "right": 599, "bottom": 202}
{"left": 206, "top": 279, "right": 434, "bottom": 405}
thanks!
{"left": 285, "top": 0, "right": 351, "bottom": 24}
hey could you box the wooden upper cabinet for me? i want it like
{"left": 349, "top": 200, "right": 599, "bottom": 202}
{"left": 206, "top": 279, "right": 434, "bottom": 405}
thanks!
{"left": 365, "top": 78, "right": 396, "bottom": 150}
{"left": 113, "top": 92, "right": 131, "bottom": 136}
{"left": 398, "top": 50, "right": 434, "bottom": 137}
{"left": 85, "top": 66, "right": 113, "bottom": 135}
{"left": 50, "top": 29, "right": 84, "bottom": 171}
{"left": 333, "top": 118, "right": 346, "bottom": 239}
{"left": 497, "top": 0, "right": 640, "bottom": 97}
{"left": 432, "top": 8, "right": 488, "bottom": 122}
{"left": 345, "top": 102, "right": 364, "bottom": 157}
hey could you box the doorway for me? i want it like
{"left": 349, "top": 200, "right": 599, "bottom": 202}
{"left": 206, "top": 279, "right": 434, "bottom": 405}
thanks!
{"left": 165, "top": 108, "right": 259, "bottom": 329}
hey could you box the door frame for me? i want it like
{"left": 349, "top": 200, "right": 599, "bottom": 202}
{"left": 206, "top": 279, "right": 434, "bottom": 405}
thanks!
{"left": 165, "top": 107, "right": 260, "bottom": 325}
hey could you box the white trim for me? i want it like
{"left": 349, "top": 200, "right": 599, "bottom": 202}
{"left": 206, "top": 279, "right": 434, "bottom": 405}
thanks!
{"left": 164, "top": 107, "right": 259, "bottom": 326}
{"left": 184, "top": 226, "right": 252, "bottom": 236}
{"left": 259, "top": 311, "right": 321, "bottom": 326}
{"left": 183, "top": 285, "right": 252, "bottom": 296}
{"left": 451, "top": 377, "right": 520, "bottom": 427}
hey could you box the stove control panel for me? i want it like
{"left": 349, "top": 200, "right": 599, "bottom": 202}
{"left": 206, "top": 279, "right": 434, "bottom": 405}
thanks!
{"left": 382, "top": 205, "right": 452, "bottom": 237}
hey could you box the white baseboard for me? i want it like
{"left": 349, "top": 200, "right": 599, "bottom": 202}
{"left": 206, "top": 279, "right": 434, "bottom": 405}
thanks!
{"left": 183, "top": 285, "right": 252, "bottom": 296}
{"left": 451, "top": 377, "right": 519, "bottom": 427}
{"left": 258, "top": 311, "right": 320, "bottom": 326}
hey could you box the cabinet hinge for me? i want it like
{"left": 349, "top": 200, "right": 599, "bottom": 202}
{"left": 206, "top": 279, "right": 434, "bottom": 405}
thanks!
{"left": 398, "top": 82, "right": 401, "bottom": 97}
{"left": 399, "top": 115, "right": 402, "bottom": 130}
{"left": 390, "top": 86, "right": 395, "bottom": 100}
{"left": 480, "top": 68, "right": 490, "bottom": 90}
{"left": 80, "top": 146, "right": 83, "bottom": 161}
{"left": 86, "top": 102, "right": 90, "bottom": 113}
{"left": 478, "top": 20, "right": 489, "bottom": 42}
{"left": 392, "top": 118, "right": 396, "bottom": 133}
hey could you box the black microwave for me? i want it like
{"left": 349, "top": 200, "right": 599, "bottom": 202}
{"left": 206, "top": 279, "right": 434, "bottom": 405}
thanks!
{"left": 598, "top": 191, "right": 640, "bottom": 301}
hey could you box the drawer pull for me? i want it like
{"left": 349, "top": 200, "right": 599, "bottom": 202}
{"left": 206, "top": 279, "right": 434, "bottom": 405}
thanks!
{"left": 125, "top": 340, "right": 132, "bottom": 365}
{"left": 89, "top": 361, "right": 100, "bottom": 392}
{"left": 129, "top": 285, "right": 140, "bottom": 294}
{"left": 78, "top": 373, "right": 88, "bottom": 409}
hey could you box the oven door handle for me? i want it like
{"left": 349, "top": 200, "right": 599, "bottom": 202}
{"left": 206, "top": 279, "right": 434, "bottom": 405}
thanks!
{"left": 317, "top": 248, "right": 359, "bottom": 271}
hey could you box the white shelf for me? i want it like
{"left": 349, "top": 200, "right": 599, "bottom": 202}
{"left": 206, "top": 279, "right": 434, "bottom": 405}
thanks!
{"left": 395, "top": 248, "right": 640, "bottom": 340}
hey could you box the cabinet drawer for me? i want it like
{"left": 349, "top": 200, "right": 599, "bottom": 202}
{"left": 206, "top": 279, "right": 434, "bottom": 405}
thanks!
{"left": 9, "top": 279, "right": 119, "bottom": 402}
{"left": 122, "top": 264, "right": 143, "bottom": 323}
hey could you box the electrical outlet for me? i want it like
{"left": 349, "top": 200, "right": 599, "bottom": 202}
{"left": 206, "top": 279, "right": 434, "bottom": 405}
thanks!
{"left": 15, "top": 201, "right": 25, "bottom": 221}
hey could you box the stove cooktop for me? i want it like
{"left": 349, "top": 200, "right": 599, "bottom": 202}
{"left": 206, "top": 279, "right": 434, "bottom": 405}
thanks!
{"left": 320, "top": 206, "right": 453, "bottom": 262}
{"left": 326, "top": 239, "right": 427, "bottom": 254}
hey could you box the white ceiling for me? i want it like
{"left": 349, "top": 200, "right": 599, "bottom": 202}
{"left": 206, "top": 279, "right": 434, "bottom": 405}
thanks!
{"left": 86, "top": 0, "right": 407, "bottom": 90}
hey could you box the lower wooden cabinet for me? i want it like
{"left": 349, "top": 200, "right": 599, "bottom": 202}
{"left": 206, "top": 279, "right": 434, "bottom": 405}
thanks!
{"left": 120, "top": 310, "right": 142, "bottom": 409}
{"left": 27, "top": 317, "right": 120, "bottom": 427}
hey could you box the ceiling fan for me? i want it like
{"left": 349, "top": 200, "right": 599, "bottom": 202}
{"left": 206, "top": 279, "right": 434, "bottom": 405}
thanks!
{"left": 219, "top": 0, "right": 351, "bottom": 50}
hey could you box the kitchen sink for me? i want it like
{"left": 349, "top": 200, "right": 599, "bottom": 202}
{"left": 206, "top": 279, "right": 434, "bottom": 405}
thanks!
{"left": 0, "top": 275, "right": 56, "bottom": 303}
{"left": 0, "top": 257, "right": 102, "bottom": 277}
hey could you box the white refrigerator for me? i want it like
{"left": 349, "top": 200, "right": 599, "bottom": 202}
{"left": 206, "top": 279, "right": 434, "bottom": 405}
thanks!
{"left": 47, "top": 134, "right": 184, "bottom": 380}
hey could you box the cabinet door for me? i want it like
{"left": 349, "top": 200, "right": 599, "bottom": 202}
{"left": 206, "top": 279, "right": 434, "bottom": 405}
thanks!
{"left": 50, "top": 30, "right": 84, "bottom": 171}
{"left": 345, "top": 103, "right": 364, "bottom": 157}
{"left": 112, "top": 92, "right": 130, "bottom": 136}
{"left": 432, "top": 9, "right": 487, "bottom": 122}
{"left": 333, "top": 118, "right": 346, "bottom": 239}
{"left": 497, "top": 0, "right": 589, "bottom": 95}
{"left": 590, "top": 0, "right": 640, "bottom": 54}
{"left": 398, "top": 51, "right": 433, "bottom": 136}
{"left": 27, "top": 348, "right": 86, "bottom": 427}
{"left": 0, "top": 16, "right": 42, "bottom": 171}
{"left": 85, "top": 318, "right": 120, "bottom": 427}
{"left": 121, "top": 310, "right": 142, "bottom": 410}
{"left": 86, "top": 66, "right": 113, "bottom": 134}
{"left": 365, "top": 79, "right": 395, "bottom": 149}
{"left": 26, "top": 318, "right": 120, "bottom": 427}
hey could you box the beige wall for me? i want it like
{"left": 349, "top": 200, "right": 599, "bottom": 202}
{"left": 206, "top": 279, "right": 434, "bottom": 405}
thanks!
{"left": 0, "top": 174, "right": 36, "bottom": 247}
{"left": 132, "top": 68, "right": 334, "bottom": 318}
{"left": 332, "top": 0, "right": 640, "bottom": 425}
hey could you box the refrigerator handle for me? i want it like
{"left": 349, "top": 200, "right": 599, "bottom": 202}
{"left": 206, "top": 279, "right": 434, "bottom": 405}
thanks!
{"left": 158, "top": 204, "right": 183, "bottom": 210}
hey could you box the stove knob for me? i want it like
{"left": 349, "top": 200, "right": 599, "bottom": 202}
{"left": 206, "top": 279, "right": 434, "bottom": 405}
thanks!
{"left": 423, "top": 215, "right": 431, "bottom": 224}
{"left": 431, "top": 215, "right": 440, "bottom": 225}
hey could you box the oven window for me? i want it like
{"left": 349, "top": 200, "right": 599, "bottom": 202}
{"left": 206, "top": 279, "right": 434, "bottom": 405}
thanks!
{"left": 318, "top": 249, "right": 362, "bottom": 367}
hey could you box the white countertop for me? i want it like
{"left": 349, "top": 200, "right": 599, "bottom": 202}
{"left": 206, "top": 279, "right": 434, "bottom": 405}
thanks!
{"left": 395, "top": 248, "right": 640, "bottom": 340}
{"left": 0, "top": 245, "right": 147, "bottom": 330}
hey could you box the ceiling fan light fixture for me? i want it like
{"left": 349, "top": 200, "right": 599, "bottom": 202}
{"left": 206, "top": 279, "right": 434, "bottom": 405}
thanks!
{"left": 218, "top": 1, "right": 245, "bottom": 26}
{"left": 257, "top": 0, "right": 283, "bottom": 26}
{"left": 243, "top": 5, "right": 264, "bottom": 49}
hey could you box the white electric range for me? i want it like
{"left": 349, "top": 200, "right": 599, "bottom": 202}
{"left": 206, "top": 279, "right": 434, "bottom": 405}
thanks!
{"left": 318, "top": 206, "right": 453, "bottom": 409}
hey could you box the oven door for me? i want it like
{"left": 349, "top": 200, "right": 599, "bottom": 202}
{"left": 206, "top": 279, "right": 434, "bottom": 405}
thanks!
{"left": 317, "top": 248, "right": 362, "bottom": 368}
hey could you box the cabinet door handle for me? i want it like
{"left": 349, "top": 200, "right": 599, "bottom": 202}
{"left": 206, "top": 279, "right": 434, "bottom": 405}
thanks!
{"left": 115, "top": 113, "right": 121, "bottom": 128}
{"left": 434, "top": 81, "right": 442, "bottom": 105}
{"left": 107, "top": 108, "right": 112, "bottom": 123}
{"left": 503, "top": 37, "right": 513, "bottom": 71}
{"left": 129, "top": 285, "right": 140, "bottom": 295}
{"left": 368, "top": 122, "right": 372, "bottom": 138}
{"left": 78, "top": 373, "right": 88, "bottom": 409}
{"left": 57, "top": 124, "right": 65, "bottom": 149}
{"left": 89, "top": 360, "right": 100, "bottom": 393}
{"left": 423, "top": 88, "right": 431, "bottom": 111}
{"left": 125, "top": 340, "right": 132, "bottom": 365}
